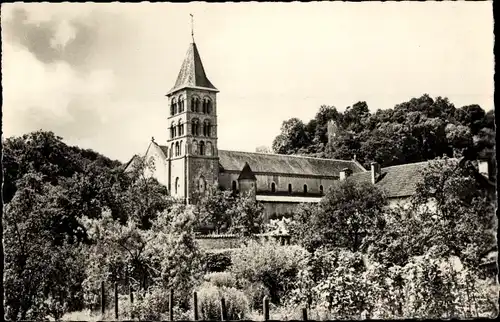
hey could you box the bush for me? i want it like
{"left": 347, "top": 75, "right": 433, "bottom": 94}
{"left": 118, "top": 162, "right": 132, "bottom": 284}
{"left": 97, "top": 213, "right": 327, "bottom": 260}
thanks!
{"left": 231, "top": 240, "right": 308, "bottom": 304}
{"left": 125, "top": 287, "right": 170, "bottom": 321}
{"left": 204, "top": 272, "right": 238, "bottom": 288}
{"left": 243, "top": 282, "right": 270, "bottom": 310}
{"left": 196, "top": 282, "right": 250, "bottom": 320}
{"left": 202, "top": 251, "right": 232, "bottom": 272}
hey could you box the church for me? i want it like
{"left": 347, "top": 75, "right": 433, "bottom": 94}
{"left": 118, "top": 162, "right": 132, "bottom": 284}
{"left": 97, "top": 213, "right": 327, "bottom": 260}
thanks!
{"left": 125, "top": 38, "right": 369, "bottom": 219}
{"left": 126, "top": 36, "right": 494, "bottom": 219}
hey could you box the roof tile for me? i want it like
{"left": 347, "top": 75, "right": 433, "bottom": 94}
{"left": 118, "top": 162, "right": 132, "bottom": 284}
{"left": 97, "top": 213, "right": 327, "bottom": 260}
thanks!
{"left": 169, "top": 42, "right": 217, "bottom": 94}
{"left": 219, "top": 150, "right": 366, "bottom": 177}
{"left": 348, "top": 160, "right": 452, "bottom": 198}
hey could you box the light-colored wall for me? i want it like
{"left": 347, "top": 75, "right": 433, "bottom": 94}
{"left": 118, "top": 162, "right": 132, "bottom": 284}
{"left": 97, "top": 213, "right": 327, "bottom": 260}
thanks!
{"left": 387, "top": 197, "right": 438, "bottom": 214}
{"left": 144, "top": 144, "right": 170, "bottom": 188}
{"left": 261, "top": 202, "right": 302, "bottom": 220}
{"left": 170, "top": 157, "right": 186, "bottom": 198}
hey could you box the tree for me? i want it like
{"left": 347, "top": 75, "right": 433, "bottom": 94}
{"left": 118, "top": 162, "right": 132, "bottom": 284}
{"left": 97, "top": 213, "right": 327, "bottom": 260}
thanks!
{"left": 122, "top": 155, "right": 174, "bottom": 229}
{"left": 291, "top": 180, "right": 387, "bottom": 252}
{"left": 341, "top": 101, "right": 370, "bottom": 133}
{"left": 195, "top": 184, "right": 235, "bottom": 234}
{"left": 3, "top": 172, "right": 86, "bottom": 320}
{"left": 271, "top": 95, "right": 494, "bottom": 170}
{"left": 147, "top": 205, "right": 202, "bottom": 307}
{"left": 272, "top": 118, "right": 310, "bottom": 154}
{"left": 82, "top": 204, "right": 203, "bottom": 311}
{"left": 366, "top": 158, "right": 496, "bottom": 269}
{"left": 231, "top": 240, "right": 308, "bottom": 304}
{"left": 228, "top": 190, "right": 265, "bottom": 236}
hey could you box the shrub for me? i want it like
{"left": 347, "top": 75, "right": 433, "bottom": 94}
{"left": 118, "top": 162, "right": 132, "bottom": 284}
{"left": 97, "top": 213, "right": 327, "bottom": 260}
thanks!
{"left": 204, "top": 272, "right": 238, "bottom": 288}
{"left": 196, "top": 282, "right": 250, "bottom": 320}
{"left": 231, "top": 240, "right": 308, "bottom": 304}
{"left": 202, "top": 251, "right": 232, "bottom": 272}
{"left": 125, "top": 287, "right": 170, "bottom": 321}
{"left": 243, "top": 282, "right": 270, "bottom": 310}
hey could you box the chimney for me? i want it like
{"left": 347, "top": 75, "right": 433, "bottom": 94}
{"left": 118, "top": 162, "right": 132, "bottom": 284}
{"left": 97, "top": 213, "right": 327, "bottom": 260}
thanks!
{"left": 478, "top": 159, "right": 489, "bottom": 178}
{"left": 339, "top": 168, "right": 352, "bottom": 181}
{"left": 370, "top": 162, "right": 381, "bottom": 184}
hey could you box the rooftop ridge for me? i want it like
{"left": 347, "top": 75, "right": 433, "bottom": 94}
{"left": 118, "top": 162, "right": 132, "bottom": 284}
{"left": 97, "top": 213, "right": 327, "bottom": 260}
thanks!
{"left": 219, "top": 149, "right": 357, "bottom": 163}
{"left": 379, "top": 158, "right": 457, "bottom": 171}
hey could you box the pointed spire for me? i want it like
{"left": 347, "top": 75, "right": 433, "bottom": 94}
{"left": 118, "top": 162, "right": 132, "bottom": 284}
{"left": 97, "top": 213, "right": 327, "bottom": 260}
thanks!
{"left": 167, "top": 20, "right": 218, "bottom": 95}
{"left": 238, "top": 162, "right": 257, "bottom": 181}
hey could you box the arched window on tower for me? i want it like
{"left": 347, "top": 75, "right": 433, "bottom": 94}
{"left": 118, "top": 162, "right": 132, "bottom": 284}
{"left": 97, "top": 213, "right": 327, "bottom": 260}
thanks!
{"left": 203, "top": 120, "right": 211, "bottom": 136}
{"left": 196, "top": 98, "right": 201, "bottom": 112}
{"left": 170, "top": 99, "right": 175, "bottom": 116}
{"left": 179, "top": 96, "right": 184, "bottom": 112}
{"left": 202, "top": 99, "right": 207, "bottom": 114}
{"left": 320, "top": 185, "right": 324, "bottom": 195}
{"left": 175, "top": 177, "right": 179, "bottom": 194}
{"left": 192, "top": 119, "right": 200, "bottom": 136}
{"left": 175, "top": 142, "right": 180, "bottom": 156}
{"left": 179, "top": 140, "right": 183, "bottom": 155}
{"left": 191, "top": 97, "right": 196, "bottom": 112}
{"left": 303, "top": 184, "right": 308, "bottom": 194}
{"left": 271, "top": 182, "right": 276, "bottom": 193}
{"left": 192, "top": 140, "right": 198, "bottom": 155}
{"left": 199, "top": 141, "right": 205, "bottom": 155}
{"left": 172, "top": 97, "right": 177, "bottom": 115}
{"left": 177, "top": 121, "right": 182, "bottom": 137}
{"left": 171, "top": 122, "right": 176, "bottom": 138}
{"left": 207, "top": 99, "right": 212, "bottom": 114}
{"left": 288, "top": 184, "right": 292, "bottom": 194}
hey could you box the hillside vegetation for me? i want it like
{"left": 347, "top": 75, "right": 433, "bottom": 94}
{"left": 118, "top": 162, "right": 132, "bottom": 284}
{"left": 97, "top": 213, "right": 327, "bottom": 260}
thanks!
{"left": 272, "top": 94, "right": 495, "bottom": 175}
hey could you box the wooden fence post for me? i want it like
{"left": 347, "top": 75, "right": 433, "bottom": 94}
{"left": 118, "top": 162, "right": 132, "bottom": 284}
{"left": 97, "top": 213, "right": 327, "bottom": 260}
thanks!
{"left": 169, "top": 289, "right": 174, "bottom": 321}
{"left": 101, "top": 281, "right": 105, "bottom": 316}
{"left": 302, "top": 307, "right": 308, "bottom": 321}
{"left": 220, "top": 297, "right": 227, "bottom": 321}
{"left": 263, "top": 296, "right": 270, "bottom": 321}
{"left": 193, "top": 291, "right": 199, "bottom": 321}
{"left": 114, "top": 282, "right": 118, "bottom": 320}
{"left": 129, "top": 285, "right": 134, "bottom": 319}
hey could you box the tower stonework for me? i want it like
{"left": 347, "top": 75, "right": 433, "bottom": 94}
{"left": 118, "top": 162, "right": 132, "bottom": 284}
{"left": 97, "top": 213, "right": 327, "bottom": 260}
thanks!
{"left": 166, "top": 41, "right": 219, "bottom": 204}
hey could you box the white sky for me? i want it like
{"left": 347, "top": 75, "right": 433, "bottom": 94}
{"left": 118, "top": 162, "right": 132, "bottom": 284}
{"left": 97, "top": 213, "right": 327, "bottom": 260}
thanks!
{"left": 1, "top": 2, "right": 494, "bottom": 162}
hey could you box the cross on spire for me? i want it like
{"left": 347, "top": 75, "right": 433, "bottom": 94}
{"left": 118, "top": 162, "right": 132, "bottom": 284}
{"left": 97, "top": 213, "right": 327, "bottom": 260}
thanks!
{"left": 190, "top": 13, "right": 194, "bottom": 42}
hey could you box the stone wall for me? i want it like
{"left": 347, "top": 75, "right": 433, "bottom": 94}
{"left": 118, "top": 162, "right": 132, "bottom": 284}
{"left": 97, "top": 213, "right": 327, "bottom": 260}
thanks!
{"left": 188, "top": 156, "right": 219, "bottom": 202}
{"left": 195, "top": 234, "right": 291, "bottom": 251}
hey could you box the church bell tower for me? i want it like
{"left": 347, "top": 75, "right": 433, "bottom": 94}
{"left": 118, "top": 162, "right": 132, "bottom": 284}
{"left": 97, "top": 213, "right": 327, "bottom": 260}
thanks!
{"left": 166, "top": 28, "right": 219, "bottom": 204}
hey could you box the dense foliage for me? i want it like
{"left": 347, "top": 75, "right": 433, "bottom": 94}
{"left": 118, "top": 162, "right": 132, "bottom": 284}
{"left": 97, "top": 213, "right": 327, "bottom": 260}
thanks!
{"left": 2, "top": 131, "right": 174, "bottom": 319}
{"left": 272, "top": 94, "right": 495, "bottom": 175}
{"left": 194, "top": 184, "right": 264, "bottom": 236}
{"left": 3, "top": 101, "right": 497, "bottom": 321}
{"left": 290, "top": 180, "right": 387, "bottom": 252}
